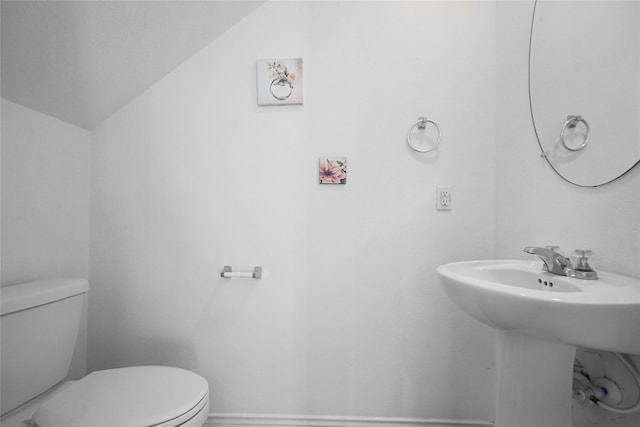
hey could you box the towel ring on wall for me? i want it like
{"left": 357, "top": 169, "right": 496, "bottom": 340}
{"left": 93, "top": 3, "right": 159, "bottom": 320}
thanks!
{"left": 560, "top": 115, "right": 590, "bottom": 152}
{"left": 407, "top": 116, "right": 442, "bottom": 153}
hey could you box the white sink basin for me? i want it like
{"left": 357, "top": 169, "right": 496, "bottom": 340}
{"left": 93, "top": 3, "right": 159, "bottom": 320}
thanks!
{"left": 438, "top": 261, "right": 640, "bottom": 427}
{"left": 437, "top": 260, "right": 640, "bottom": 427}
{"left": 437, "top": 260, "right": 640, "bottom": 354}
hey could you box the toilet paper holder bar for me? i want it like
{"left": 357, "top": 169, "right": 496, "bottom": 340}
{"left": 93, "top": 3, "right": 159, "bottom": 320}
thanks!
{"left": 221, "top": 266, "right": 262, "bottom": 279}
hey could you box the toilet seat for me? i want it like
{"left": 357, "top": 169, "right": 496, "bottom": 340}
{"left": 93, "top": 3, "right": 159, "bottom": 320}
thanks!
{"left": 32, "top": 366, "right": 209, "bottom": 427}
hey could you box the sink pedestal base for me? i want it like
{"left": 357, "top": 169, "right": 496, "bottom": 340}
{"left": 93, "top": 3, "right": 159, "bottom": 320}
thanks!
{"left": 495, "top": 331, "right": 576, "bottom": 427}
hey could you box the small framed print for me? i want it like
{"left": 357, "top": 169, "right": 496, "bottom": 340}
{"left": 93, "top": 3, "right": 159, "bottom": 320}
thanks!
{"left": 319, "top": 157, "right": 347, "bottom": 185}
{"left": 257, "top": 58, "right": 303, "bottom": 106}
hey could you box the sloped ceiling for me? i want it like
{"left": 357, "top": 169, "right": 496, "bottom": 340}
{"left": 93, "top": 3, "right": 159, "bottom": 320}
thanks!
{"left": 1, "top": 1, "right": 264, "bottom": 130}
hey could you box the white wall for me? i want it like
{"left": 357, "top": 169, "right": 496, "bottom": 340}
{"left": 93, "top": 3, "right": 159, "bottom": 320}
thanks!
{"left": 4, "top": 2, "right": 637, "bottom": 425}
{"left": 496, "top": 2, "right": 640, "bottom": 426}
{"left": 1, "top": 99, "right": 91, "bottom": 378}
{"left": 89, "top": 1, "right": 497, "bottom": 423}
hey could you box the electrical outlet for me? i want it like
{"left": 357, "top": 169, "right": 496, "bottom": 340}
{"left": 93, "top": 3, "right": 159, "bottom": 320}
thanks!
{"left": 436, "top": 186, "right": 452, "bottom": 210}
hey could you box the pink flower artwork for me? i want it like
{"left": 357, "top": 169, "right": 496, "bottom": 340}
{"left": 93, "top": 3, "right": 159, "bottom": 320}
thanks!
{"left": 319, "top": 157, "right": 347, "bottom": 185}
{"left": 257, "top": 58, "right": 303, "bottom": 106}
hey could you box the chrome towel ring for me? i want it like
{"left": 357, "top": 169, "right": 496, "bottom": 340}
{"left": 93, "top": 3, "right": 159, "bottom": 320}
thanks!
{"left": 560, "top": 115, "right": 590, "bottom": 152}
{"left": 407, "top": 116, "right": 442, "bottom": 153}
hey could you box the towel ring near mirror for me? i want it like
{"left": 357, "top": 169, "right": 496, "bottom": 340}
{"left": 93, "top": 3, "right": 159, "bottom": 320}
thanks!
{"left": 407, "top": 116, "right": 442, "bottom": 153}
{"left": 560, "top": 115, "right": 590, "bottom": 152}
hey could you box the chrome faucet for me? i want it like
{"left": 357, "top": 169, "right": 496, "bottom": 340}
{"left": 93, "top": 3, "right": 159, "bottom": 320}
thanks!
{"left": 523, "top": 246, "right": 598, "bottom": 280}
{"left": 524, "top": 246, "right": 572, "bottom": 275}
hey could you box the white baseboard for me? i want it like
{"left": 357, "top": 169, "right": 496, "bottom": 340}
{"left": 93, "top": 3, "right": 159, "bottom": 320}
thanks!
{"left": 206, "top": 413, "right": 494, "bottom": 427}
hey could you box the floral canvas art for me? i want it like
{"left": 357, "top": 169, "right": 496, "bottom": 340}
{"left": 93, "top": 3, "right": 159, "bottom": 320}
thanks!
{"left": 256, "top": 58, "right": 303, "bottom": 105}
{"left": 319, "top": 157, "right": 347, "bottom": 185}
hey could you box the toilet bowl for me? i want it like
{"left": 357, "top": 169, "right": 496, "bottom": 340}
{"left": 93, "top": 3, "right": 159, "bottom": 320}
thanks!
{"left": 31, "top": 366, "right": 209, "bottom": 427}
{"left": 0, "top": 279, "right": 210, "bottom": 427}
{"left": 2, "top": 367, "right": 209, "bottom": 427}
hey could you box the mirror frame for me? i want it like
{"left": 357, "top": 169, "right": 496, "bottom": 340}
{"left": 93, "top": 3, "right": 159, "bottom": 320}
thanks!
{"left": 527, "top": 0, "right": 640, "bottom": 188}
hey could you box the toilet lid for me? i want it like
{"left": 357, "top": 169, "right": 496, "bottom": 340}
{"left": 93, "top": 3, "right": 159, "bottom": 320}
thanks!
{"left": 32, "top": 366, "right": 209, "bottom": 427}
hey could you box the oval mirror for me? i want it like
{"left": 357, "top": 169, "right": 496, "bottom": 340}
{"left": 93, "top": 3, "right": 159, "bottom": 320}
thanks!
{"left": 529, "top": 0, "right": 640, "bottom": 187}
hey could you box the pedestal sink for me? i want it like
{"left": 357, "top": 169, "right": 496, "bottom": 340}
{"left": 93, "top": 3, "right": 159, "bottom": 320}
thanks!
{"left": 437, "top": 260, "right": 640, "bottom": 427}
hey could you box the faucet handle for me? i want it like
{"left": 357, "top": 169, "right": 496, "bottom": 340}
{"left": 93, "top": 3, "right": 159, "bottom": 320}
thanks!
{"left": 573, "top": 249, "right": 592, "bottom": 257}
{"left": 571, "top": 249, "right": 594, "bottom": 272}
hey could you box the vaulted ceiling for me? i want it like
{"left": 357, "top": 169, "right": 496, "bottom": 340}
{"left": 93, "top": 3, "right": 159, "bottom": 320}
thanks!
{"left": 1, "top": 1, "right": 264, "bottom": 130}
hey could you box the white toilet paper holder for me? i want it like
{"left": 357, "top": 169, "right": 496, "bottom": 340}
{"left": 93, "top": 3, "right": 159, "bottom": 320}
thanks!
{"left": 221, "top": 266, "right": 262, "bottom": 279}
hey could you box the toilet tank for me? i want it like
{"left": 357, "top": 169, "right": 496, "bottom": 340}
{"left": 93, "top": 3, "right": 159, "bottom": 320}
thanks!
{"left": 0, "top": 278, "right": 88, "bottom": 415}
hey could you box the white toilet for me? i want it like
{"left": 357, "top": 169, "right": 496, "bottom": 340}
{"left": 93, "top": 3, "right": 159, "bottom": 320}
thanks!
{"left": 0, "top": 278, "right": 210, "bottom": 427}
